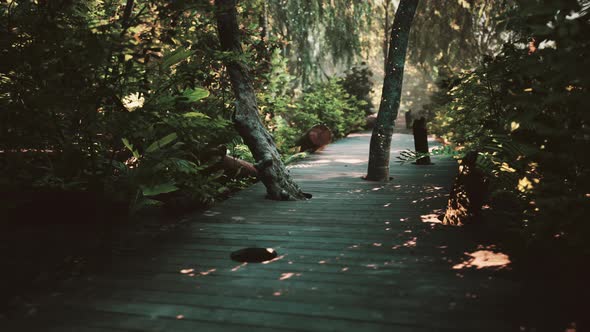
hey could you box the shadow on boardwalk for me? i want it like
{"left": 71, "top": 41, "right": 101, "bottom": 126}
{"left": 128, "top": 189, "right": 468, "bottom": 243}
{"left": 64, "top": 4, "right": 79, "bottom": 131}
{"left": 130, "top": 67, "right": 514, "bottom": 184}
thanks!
{"left": 3, "top": 132, "right": 526, "bottom": 332}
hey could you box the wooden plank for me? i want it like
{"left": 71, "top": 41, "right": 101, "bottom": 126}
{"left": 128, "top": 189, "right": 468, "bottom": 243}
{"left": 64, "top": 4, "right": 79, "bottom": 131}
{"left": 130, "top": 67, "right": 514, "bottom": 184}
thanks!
{"left": 10, "top": 131, "right": 520, "bottom": 331}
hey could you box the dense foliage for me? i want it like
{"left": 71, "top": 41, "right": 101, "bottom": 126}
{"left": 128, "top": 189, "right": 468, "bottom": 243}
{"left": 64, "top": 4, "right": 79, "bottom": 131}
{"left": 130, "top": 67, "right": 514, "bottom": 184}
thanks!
{"left": 410, "top": 0, "right": 513, "bottom": 77}
{"left": 428, "top": 0, "right": 590, "bottom": 259}
{"left": 341, "top": 64, "right": 374, "bottom": 116}
{"left": 264, "top": 0, "right": 372, "bottom": 84}
{"left": 258, "top": 51, "right": 367, "bottom": 154}
{"left": 0, "top": 1, "right": 368, "bottom": 215}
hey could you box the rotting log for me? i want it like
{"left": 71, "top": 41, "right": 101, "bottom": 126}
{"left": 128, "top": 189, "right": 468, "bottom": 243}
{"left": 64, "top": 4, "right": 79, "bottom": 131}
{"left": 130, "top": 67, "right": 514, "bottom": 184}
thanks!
{"left": 222, "top": 155, "right": 258, "bottom": 178}
{"left": 202, "top": 144, "right": 257, "bottom": 179}
{"left": 441, "top": 151, "right": 488, "bottom": 225}
{"left": 296, "top": 124, "right": 333, "bottom": 152}
{"left": 412, "top": 117, "right": 431, "bottom": 165}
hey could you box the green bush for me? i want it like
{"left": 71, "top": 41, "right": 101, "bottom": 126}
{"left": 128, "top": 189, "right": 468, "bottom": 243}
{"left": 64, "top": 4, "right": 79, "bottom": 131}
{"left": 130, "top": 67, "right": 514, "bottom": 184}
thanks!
{"left": 266, "top": 78, "right": 366, "bottom": 153}
{"left": 257, "top": 51, "right": 366, "bottom": 154}
{"left": 428, "top": 1, "right": 590, "bottom": 259}
{"left": 297, "top": 79, "right": 366, "bottom": 139}
{"left": 341, "top": 63, "right": 374, "bottom": 116}
{"left": 0, "top": 1, "right": 368, "bottom": 215}
{"left": 0, "top": 1, "right": 240, "bottom": 213}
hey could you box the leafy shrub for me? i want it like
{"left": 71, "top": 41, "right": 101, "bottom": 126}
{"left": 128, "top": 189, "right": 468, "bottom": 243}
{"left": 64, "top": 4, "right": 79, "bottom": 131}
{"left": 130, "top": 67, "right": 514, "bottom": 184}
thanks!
{"left": 257, "top": 51, "right": 366, "bottom": 154}
{"left": 297, "top": 79, "right": 366, "bottom": 139}
{"left": 266, "top": 79, "right": 366, "bottom": 153}
{"left": 428, "top": 1, "right": 590, "bottom": 260}
{"left": 0, "top": 1, "right": 240, "bottom": 213}
{"left": 341, "top": 63, "right": 374, "bottom": 115}
{"left": 0, "top": 1, "right": 368, "bottom": 216}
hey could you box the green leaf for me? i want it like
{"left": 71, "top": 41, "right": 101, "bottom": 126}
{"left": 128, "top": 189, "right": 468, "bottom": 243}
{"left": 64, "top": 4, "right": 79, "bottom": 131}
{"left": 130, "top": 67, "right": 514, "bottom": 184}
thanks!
{"left": 145, "top": 133, "right": 178, "bottom": 153}
{"left": 121, "top": 138, "right": 133, "bottom": 151}
{"left": 121, "top": 138, "right": 140, "bottom": 159}
{"left": 181, "top": 88, "right": 210, "bottom": 102}
{"left": 183, "top": 112, "right": 210, "bottom": 119}
{"left": 141, "top": 182, "right": 179, "bottom": 196}
{"left": 161, "top": 48, "right": 195, "bottom": 69}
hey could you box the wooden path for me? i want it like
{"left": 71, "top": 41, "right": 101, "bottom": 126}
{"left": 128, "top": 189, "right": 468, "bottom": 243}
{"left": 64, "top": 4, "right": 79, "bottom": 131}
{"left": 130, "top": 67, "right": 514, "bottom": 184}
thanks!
{"left": 4, "top": 133, "right": 520, "bottom": 331}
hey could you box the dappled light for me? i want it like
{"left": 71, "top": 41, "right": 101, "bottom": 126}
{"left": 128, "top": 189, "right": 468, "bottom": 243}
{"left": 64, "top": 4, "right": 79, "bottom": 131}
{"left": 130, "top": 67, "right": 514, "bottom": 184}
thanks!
{"left": 452, "top": 250, "right": 511, "bottom": 270}
{"left": 279, "top": 273, "right": 295, "bottom": 280}
{"left": 278, "top": 272, "right": 301, "bottom": 281}
{"left": 403, "top": 237, "right": 418, "bottom": 248}
{"left": 421, "top": 213, "right": 443, "bottom": 224}
{"left": 199, "top": 268, "right": 217, "bottom": 276}
{"left": 261, "top": 254, "right": 286, "bottom": 265}
{"left": 231, "top": 262, "right": 247, "bottom": 272}
{"left": 334, "top": 158, "right": 365, "bottom": 164}
{"left": 203, "top": 211, "right": 221, "bottom": 217}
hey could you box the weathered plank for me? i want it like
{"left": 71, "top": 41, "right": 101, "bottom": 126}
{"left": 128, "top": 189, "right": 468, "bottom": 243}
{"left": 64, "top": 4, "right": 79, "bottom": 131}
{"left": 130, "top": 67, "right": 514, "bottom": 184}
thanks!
{"left": 1, "top": 132, "right": 519, "bottom": 332}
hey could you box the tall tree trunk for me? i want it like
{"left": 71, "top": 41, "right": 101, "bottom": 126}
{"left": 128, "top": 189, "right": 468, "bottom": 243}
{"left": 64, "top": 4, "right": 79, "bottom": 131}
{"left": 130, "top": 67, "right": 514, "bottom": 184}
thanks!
{"left": 366, "top": 0, "right": 419, "bottom": 181}
{"left": 215, "top": 0, "right": 308, "bottom": 200}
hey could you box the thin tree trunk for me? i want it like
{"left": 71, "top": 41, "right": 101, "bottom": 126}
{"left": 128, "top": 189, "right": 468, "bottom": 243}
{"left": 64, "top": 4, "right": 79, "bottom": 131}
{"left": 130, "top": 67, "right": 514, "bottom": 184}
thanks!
{"left": 260, "top": 0, "right": 269, "bottom": 42}
{"left": 366, "top": 0, "right": 419, "bottom": 181}
{"left": 382, "top": 0, "right": 392, "bottom": 74}
{"left": 215, "top": 0, "right": 308, "bottom": 200}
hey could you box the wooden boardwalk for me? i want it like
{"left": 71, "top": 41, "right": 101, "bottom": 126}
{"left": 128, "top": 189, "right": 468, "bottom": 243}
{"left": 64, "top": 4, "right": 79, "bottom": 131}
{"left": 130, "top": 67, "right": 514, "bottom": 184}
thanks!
{"left": 4, "top": 133, "right": 520, "bottom": 331}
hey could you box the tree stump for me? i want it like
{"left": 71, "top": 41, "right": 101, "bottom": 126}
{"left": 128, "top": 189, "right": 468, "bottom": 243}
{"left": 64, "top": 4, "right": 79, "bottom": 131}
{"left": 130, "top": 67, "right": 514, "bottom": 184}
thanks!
{"left": 412, "top": 117, "right": 431, "bottom": 165}
{"left": 405, "top": 110, "right": 413, "bottom": 129}
{"left": 441, "top": 151, "right": 489, "bottom": 225}
{"left": 296, "top": 124, "right": 333, "bottom": 152}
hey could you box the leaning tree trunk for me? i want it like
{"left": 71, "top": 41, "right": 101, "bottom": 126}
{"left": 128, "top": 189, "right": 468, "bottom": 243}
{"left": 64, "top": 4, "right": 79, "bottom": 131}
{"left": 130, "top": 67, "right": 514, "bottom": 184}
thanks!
{"left": 366, "top": 0, "right": 419, "bottom": 181}
{"left": 215, "top": 0, "right": 307, "bottom": 200}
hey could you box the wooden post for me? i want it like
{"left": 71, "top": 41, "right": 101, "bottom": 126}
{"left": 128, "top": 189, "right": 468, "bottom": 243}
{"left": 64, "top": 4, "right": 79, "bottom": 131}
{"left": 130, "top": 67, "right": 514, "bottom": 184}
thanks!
{"left": 412, "top": 117, "right": 431, "bottom": 165}
{"left": 405, "top": 109, "right": 413, "bottom": 129}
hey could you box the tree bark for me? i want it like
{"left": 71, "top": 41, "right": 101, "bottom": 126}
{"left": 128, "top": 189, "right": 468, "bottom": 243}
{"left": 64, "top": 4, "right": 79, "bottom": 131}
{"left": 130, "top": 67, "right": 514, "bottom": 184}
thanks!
{"left": 366, "top": 0, "right": 419, "bottom": 181}
{"left": 442, "top": 151, "right": 488, "bottom": 225}
{"left": 215, "top": 0, "right": 308, "bottom": 200}
{"left": 412, "top": 117, "right": 431, "bottom": 165}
